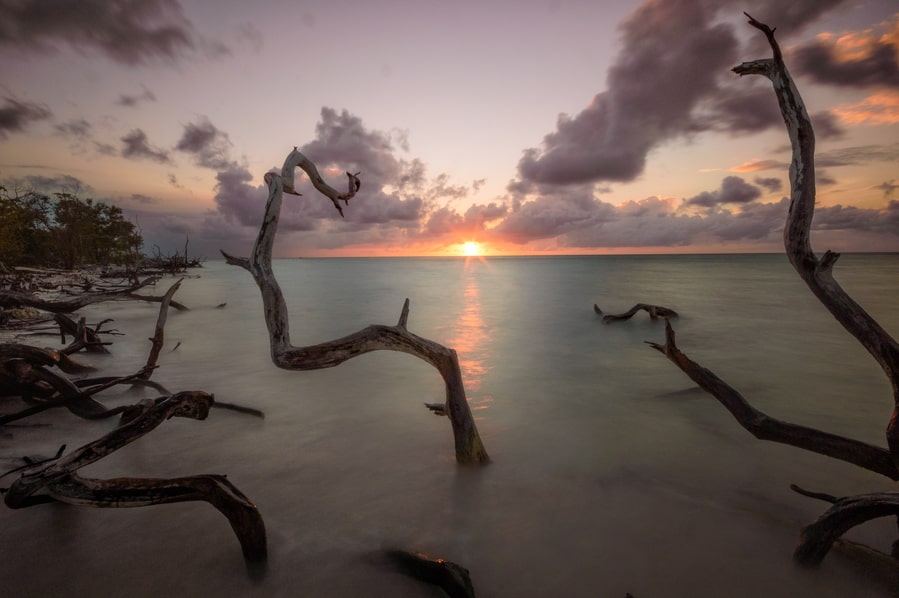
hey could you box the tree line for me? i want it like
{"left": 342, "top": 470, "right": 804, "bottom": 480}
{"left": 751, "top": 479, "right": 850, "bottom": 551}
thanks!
{"left": 0, "top": 186, "right": 142, "bottom": 269}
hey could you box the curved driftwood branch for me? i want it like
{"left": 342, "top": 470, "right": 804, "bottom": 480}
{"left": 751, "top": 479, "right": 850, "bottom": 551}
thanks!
{"left": 594, "top": 303, "right": 678, "bottom": 323}
{"left": 734, "top": 13, "right": 899, "bottom": 458}
{"left": 222, "top": 149, "right": 488, "bottom": 465}
{"left": 3, "top": 391, "right": 267, "bottom": 564}
{"left": 794, "top": 493, "right": 899, "bottom": 566}
{"left": 386, "top": 549, "right": 476, "bottom": 598}
{"left": 648, "top": 320, "right": 899, "bottom": 480}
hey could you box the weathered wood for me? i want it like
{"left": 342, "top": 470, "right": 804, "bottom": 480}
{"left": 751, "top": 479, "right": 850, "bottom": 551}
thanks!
{"left": 386, "top": 549, "right": 476, "bottom": 598}
{"left": 647, "top": 321, "right": 899, "bottom": 480}
{"left": 3, "top": 391, "right": 267, "bottom": 565}
{"left": 223, "top": 149, "right": 489, "bottom": 465}
{"left": 794, "top": 493, "right": 899, "bottom": 567}
{"left": 0, "top": 277, "right": 158, "bottom": 313}
{"left": 138, "top": 279, "right": 182, "bottom": 382}
{"left": 733, "top": 13, "right": 899, "bottom": 459}
{"left": 651, "top": 13, "right": 899, "bottom": 573}
{"left": 594, "top": 303, "right": 678, "bottom": 323}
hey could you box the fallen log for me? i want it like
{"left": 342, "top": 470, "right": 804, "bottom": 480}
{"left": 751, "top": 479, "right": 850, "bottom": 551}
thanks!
{"left": 594, "top": 303, "right": 678, "bottom": 323}
{"left": 386, "top": 549, "right": 475, "bottom": 598}
{"left": 0, "top": 277, "right": 158, "bottom": 313}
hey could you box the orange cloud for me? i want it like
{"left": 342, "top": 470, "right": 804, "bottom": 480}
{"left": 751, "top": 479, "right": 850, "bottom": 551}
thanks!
{"left": 729, "top": 159, "right": 787, "bottom": 173}
{"left": 833, "top": 91, "right": 899, "bottom": 125}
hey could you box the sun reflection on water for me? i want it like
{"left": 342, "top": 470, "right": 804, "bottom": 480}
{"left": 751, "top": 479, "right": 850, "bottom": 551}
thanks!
{"left": 447, "top": 261, "right": 494, "bottom": 416}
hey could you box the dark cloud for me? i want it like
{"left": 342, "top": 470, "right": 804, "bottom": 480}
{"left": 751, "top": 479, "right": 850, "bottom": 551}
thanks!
{"left": 685, "top": 176, "right": 762, "bottom": 207}
{"left": 496, "top": 192, "right": 897, "bottom": 250}
{"left": 116, "top": 88, "right": 157, "bottom": 107}
{"left": 877, "top": 180, "right": 898, "bottom": 198}
{"left": 0, "top": 97, "right": 51, "bottom": 139}
{"left": 121, "top": 129, "right": 170, "bottom": 163}
{"left": 811, "top": 110, "right": 846, "bottom": 139}
{"left": 816, "top": 143, "right": 899, "bottom": 167}
{"left": 813, "top": 202, "right": 899, "bottom": 235}
{"left": 702, "top": 85, "right": 782, "bottom": 134}
{"left": 0, "top": 0, "right": 197, "bottom": 65}
{"left": 754, "top": 176, "right": 782, "bottom": 193}
{"left": 518, "top": 1, "right": 739, "bottom": 185}
{"left": 53, "top": 118, "right": 92, "bottom": 140}
{"left": 516, "top": 0, "right": 853, "bottom": 187}
{"left": 817, "top": 171, "right": 838, "bottom": 186}
{"left": 791, "top": 18, "right": 899, "bottom": 88}
{"left": 493, "top": 184, "right": 614, "bottom": 243}
{"left": 175, "top": 117, "right": 233, "bottom": 170}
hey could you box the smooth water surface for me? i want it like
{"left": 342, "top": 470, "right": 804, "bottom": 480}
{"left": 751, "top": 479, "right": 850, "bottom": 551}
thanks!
{"left": 2, "top": 254, "right": 898, "bottom": 597}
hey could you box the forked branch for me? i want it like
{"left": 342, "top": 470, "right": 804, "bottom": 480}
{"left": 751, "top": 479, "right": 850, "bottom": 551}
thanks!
{"left": 222, "top": 149, "right": 489, "bottom": 465}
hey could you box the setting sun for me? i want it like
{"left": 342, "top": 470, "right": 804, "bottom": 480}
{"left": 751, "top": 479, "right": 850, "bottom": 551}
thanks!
{"left": 462, "top": 241, "right": 481, "bottom": 256}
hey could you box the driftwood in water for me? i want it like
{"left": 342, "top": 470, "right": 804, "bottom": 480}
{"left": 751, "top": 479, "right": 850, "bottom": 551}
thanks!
{"left": 651, "top": 14, "right": 899, "bottom": 572}
{"left": 594, "top": 303, "right": 678, "bottom": 323}
{"left": 0, "top": 277, "right": 158, "bottom": 313}
{"left": 2, "top": 391, "right": 267, "bottom": 567}
{"left": 54, "top": 313, "right": 111, "bottom": 354}
{"left": 386, "top": 549, "right": 476, "bottom": 598}
{"left": 2, "top": 280, "right": 267, "bottom": 566}
{"left": 222, "top": 148, "right": 489, "bottom": 465}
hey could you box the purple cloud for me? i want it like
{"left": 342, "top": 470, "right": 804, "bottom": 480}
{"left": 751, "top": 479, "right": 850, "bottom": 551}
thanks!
{"left": 0, "top": 97, "right": 51, "bottom": 139}
{"left": 685, "top": 176, "right": 762, "bottom": 208}
{"left": 121, "top": 128, "right": 170, "bottom": 163}
{"left": 0, "top": 0, "right": 197, "bottom": 65}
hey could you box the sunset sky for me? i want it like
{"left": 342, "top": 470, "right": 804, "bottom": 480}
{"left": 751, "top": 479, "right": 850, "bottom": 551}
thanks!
{"left": 1, "top": 0, "right": 898, "bottom": 257}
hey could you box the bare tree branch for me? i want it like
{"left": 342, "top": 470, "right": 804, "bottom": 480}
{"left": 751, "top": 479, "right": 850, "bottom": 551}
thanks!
{"left": 222, "top": 149, "right": 489, "bottom": 465}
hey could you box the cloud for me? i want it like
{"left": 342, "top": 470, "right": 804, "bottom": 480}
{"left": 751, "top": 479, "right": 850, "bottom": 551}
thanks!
{"left": 175, "top": 117, "right": 233, "bottom": 169}
{"left": 116, "top": 87, "right": 157, "bottom": 108}
{"left": 518, "top": 1, "right": 740, "bottom": 185}
{"left": 0, "top": 0, "right": 198, "bottom": 65}
{"left": 0, "top": 97, "right": 51, "bottom": 139}
{"left": 831, "top": 91, "right": 899, "bottom": 125}
{"left": 876, "top": 180, "right": 898, "bottom": 198}
{"left": 730, "top": 158, "right": 789, "bottom": 172}
{"left": 53, "top": 118, "right": 92, "bottom": 140}
{"left": 121, "top": 128, "right": 170, "bottom": 163}
{"left": 754, "top": 176, "right": 782, "bottom": 193}
{"left": 816, "top": 143, "right": 899, "bottom": 167}
{"left": 515, "top": 0, "right": 853, "bottom": 187}
{"left": 791, "top": 16, "right": 899, "bottom": 88}
{"left": 493, "top": 191, "right": 898, "bottom": 250}
{"left": 685, "top": 176, "right": 762, "bottom": 208}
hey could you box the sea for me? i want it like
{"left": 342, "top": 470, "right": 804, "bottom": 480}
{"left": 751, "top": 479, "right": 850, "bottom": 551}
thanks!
{"left": 2, "top": 253, "right": 898, "bottom": 597}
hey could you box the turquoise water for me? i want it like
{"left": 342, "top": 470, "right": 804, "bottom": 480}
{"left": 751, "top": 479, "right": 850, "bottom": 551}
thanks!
{"left": 2, "top": 254, "right": 898, "bottom": 597}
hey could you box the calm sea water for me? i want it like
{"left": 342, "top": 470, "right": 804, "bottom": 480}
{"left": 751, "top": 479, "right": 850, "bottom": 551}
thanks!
{"left": 2, "top": 254, "right": 898, "bottom": 597}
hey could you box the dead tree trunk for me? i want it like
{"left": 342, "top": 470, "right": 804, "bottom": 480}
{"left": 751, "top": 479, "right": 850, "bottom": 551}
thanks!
{"left": 650, "top": 14, "right": 899, "bottom": 570}
{"left": 222, "top": 148, "right": 489, "bottom": 465}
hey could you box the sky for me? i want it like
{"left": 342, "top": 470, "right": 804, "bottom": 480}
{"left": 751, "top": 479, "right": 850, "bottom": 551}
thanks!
{"left": 1, "top": 0, "right": 898, "bottom": 258}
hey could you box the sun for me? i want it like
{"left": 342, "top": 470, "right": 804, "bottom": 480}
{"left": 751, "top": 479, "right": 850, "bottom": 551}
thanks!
{"left": 462, "top": 241, "right": 481, "bottom": 257}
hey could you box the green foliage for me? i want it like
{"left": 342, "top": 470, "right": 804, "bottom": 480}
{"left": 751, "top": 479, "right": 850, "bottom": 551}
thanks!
{"left": 0, "top": 186, "right": 143, "bottom": 268}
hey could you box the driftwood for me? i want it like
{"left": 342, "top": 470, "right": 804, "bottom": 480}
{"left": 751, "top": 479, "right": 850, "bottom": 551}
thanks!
{"left": 0, "top": 277, "right": 158, "bottom": 313}
{"left": 222, "top": 148, "right": 489, "bottom": 465}
{"left": 386, "top": 549, "right": 476, "bottom": 598}
{"left": 2, "top": 391, "right": 267, "bottom": 566}
{"left": 594, "top": 303, "right": 678, "bottom": 323}
{"left": 2, "top": 278, "right": 267, "bottom": 567}
{"left": 54, "top": 313, "right": 111, "bottom": 354}
{"left": 650, "top": 13, "right": 899, "bottom": 572}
